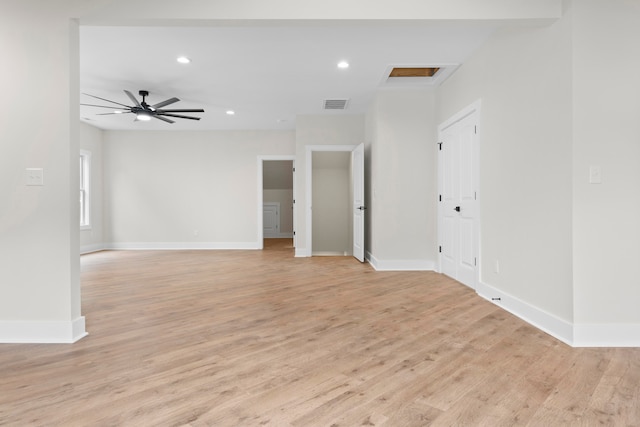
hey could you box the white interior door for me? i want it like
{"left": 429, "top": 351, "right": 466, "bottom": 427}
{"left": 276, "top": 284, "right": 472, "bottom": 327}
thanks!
{"left": 263, "top": 202, "right": 279, "bottom": 238}
{"left": 440, "top": 127, "right": 459, "bottom": 279}
{"left": 438, "top": 106, "right": 479, "bottom": 288}
{"left": 352, "top": 143, "right": 365, "bottom": 262}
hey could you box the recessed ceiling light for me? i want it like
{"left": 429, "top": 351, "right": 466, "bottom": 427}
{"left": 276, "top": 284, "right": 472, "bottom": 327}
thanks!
{"left": 226, "top": 110, "right": 235, "bottom": 115}
{"left": 337, "top": 61, "right": 349, "bottom": 69}
{"left": 176, "top": 56, "right": 191, "bottom": 64}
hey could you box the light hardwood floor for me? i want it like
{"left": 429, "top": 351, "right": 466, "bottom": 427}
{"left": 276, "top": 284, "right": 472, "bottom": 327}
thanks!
{"left": 1, "top": 239, "right": 639, "bottom": 426}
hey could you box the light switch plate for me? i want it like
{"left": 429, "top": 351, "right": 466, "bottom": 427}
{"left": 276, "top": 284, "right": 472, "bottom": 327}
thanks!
{"left": 25, "top": 168, "right": 44, "bottom": 186}
{"left": 589, "top": 166, "right": 602, "bottom": 184}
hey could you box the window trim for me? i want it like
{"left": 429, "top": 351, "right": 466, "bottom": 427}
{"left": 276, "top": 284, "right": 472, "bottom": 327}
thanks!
{"left": 80, "top": 150, "right": 91, "bottom": 230}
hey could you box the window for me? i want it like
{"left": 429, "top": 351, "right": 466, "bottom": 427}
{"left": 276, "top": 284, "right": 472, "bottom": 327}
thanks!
{"left": 80, "top": 150, "right": 91, "bottom": 229}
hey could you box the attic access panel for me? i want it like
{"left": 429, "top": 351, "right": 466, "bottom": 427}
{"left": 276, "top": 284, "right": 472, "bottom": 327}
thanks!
{"left": 388, "top": 67, "right": 440, "bottom": 77}
{"left": 382, "top": 65, "right": 458, "bottom": 86}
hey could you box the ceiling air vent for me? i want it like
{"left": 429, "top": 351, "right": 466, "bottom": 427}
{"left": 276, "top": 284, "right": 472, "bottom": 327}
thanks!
{"left": 323, "top": 99, "right": 349, "bottom": 110}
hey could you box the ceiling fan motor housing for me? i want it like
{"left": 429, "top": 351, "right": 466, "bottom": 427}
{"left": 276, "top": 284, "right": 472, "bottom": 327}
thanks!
{"left": 138, "top": 90, "right": 150, "bottom": 108}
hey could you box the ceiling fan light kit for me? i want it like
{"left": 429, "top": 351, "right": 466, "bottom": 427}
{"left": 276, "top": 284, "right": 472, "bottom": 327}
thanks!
{"left": 81, "top": 89, "right": 204, "bottom": 124}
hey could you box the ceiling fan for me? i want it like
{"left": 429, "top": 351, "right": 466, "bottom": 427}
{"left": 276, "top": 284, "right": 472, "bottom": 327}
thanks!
{"left": 81, "top": 90, "right": 204, "bottom": 123}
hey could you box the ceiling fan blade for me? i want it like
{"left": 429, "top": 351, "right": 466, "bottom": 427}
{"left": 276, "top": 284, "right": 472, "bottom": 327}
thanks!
{"left": 96, "top": 111, "right": 132, "bottom": 115}
{"left": 82, "top": 93, "right": 131, "bottom": 108}
{"left": 156, "top": 108, "right": 205, "bottom": 113}
{"left": 153, "top": 115, "right": 175, "bottom": 124}
{"left": 152, "top": 97, "right": 180, "bottom": 109}
{"left": 158, "top": 113, "right": 201, "bottom": 120}
{"left": 81, "top": 103, "right": 131, "bottom": 110}
{"left": 124, "top": 90, "right": 142, "bottom": 108}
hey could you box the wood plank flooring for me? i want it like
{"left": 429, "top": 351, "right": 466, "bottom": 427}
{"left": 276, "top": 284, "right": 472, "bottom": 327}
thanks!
{"left": 1, "top": 239, "right": 639, "bottom": 426}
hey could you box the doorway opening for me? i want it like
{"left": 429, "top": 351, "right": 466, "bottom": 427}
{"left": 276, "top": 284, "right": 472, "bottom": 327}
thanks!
{"left": 305, "top": 144, "right": 365, "bottom": 262}
{"left": 311, "top": 151, "right": 351, "bottom": 256}
{"left": 258, "top": 156, "right": 295, "bottom": 252}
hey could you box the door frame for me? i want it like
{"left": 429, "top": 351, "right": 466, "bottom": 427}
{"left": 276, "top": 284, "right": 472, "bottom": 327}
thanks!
{"left": 437, "top": 100, "right": 481, "bottom": 287}
{"left": 257, "top": 155, "right": 296, "bottom": 250}
{"left": 305, "top": 145, "right": 358, "bottom": 257}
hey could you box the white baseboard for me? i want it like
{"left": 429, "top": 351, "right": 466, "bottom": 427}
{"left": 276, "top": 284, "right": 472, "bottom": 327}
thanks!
{"left": 295, "top": 247, "right": 310, "bottom": 257}
{"left": 80, "top": 243, "right": 106, "bottom": 254}
{"left": 264, "top": 233, "right": 294, "bottom": 238}
{"left": 573, "top": 323, "right": 640, "bottom": 347}
{"left": 366, "top": 251, "right": 435, "bottom": 271}
{"left": 478, "top": 281, "right": 640, "bottom": 347}
{"left": 105, "top": 242, "right": 260, "bottom": 250}
{"left": 0, "top": 316, "right": 88, "bottom": 344}
{"left": 477, "top": 281, "right": 574, "bottom": 345}
{"left": 312, "top": 251, "right": 350, "bottom": 256}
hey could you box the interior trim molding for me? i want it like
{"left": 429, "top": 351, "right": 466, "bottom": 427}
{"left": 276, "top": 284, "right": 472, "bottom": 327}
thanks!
{"left": 573, "top": 323, "right": 640, "bottom": 348}
{"left": 264, "top": 232, "right": 294, "bottom": 239}
{"left": 0, "top": 316, "right": 87, "bottom": 344}
{"left": 295, "top": 247, "right": 311, "bottom": 257}
{"left": 366, "top": 251, "right": 435, "bottom": 271}
{"left": 105, "top": 242, "right": 260, "bottom": 250}
{"left": 312, "top": 251, "right": 350, "bottom": 256}
{"left": 80, "top": 243, "right": 106, "bottom": 254}
{"left": 476, "top": 281, "right": 573, "bottom": 346}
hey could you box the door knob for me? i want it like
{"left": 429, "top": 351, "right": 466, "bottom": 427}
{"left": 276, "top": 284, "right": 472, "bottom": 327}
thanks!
{"left": 454, "top": 206, "right": 461, "bottom": 212}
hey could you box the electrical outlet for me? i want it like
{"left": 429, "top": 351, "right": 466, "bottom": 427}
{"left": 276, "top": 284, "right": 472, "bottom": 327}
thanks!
{"left": 25, "top": 168, "right": 44, "bottom": 186}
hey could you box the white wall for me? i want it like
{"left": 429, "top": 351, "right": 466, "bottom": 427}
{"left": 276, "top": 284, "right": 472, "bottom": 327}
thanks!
{"left": 103, "top": 130, "right": 294, "bottom": 248}
{"left": 79, "top": 122, "right": 104, "bottom": 253}
{"left": 0, "top": 2, "right": 85, "bottom": 342}
{"left": 436, "top": 3, "right": 575, "bottom": 339}
{"left": 571, "top": 0, "right": 640, "bottom": 342}
{"left": 436, "top": 0, "right": 640, "bottom": 346}
{"left": 367, "top": 88, "right": 438, "bottom": 270}
{"left": 295, "top": 115, "right": 365, "bottom": 256}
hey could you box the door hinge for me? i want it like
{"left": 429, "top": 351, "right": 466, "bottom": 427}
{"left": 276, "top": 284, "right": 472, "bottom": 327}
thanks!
{"left": 438, "top": 142, "right": 443, "bottom": 151}
{"left": 439, "top": 246, "right": 442, "bottom": 253}
{"left": 293, "top": 167, "right": 296, "bottom": 172}
{"left": 474, "top": 125, "right": 477, "bottom": 134}
{"left": 474, "top": 257, "right": 477, "bottom": 266}
{"left": 293, "top": 199, "right": 296, "bottom": 204}
{"left": 439, "top": 194, "right": 442, "bottom": 202}
{"left": 474, "top": 192, "right": 477, "bottom": 200}
{"left": 293, "top": 231, "right": 296, "bottom": 236}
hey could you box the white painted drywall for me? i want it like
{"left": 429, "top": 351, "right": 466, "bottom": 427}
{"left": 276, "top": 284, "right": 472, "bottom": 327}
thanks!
{"left": 0, "top": 1, "right": 85, "bottom": 341}
{"left": 571, "top": 0, "right": 640, "bottom": 327}
{"left": 367, "top": 88, "right": 438, "bottom": 268}
{"left": 103, "top": 130, "right": 294, "bottom": 247}
{"left": 436, "top": 6, "right": 574, "bottom": 323}
{"left": 80, "top": 122, "right": 104, "bottom": 253}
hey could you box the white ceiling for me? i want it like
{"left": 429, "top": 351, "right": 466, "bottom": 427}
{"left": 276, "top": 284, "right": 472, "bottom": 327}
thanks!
{"left": 79, "top": 23, "right": 496, "bottom": 131}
